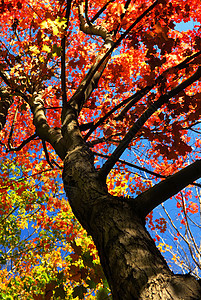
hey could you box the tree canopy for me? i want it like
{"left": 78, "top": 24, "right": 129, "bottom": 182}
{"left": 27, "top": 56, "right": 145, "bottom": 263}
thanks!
{"left": 1, "top": 0, "right": 201, "bottom": 299}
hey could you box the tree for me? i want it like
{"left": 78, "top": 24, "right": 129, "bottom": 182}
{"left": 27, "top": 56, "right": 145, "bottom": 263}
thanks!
{"left": 1, "top": 0, "right": 201, "bottom": 298}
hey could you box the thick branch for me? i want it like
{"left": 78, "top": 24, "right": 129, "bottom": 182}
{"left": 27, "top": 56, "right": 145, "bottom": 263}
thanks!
{"left": 135, "top": 160, "right": 201, "bottom": 219}
{"left": 0, "top": 87, "right": 13, "bottom": 131}
{"left": 42, "top": 139, "right": 54, "bottom": 168}
{"left": 79, "top": 2, "right": 109, "bottom": 40}
{"left": 30, "top": 92, "right": 67, "bottom": 160}
{"left": 98, "top": 66, "right": 201, "bottom": 179}
{"left": 84, "top": 0, "right": 91, "bottom": 25}
{"left": 62, "top": 36, "right": 114, "bottom": 134}
{"left": 8, "top": 106, "right": 18, "bottom": 149}
{"left": 64, "top": 0, "right": 158, "bottom": 126}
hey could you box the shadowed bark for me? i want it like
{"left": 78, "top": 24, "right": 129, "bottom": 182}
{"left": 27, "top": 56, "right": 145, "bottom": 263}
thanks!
{"left": 62, "top": 132, "right": 201, "bottom": 299}
{"left": 0, "top": 87, "right": 13, "bottom": 131}
{"left": 1, "top": 1, "right": 201, "bottom": 298}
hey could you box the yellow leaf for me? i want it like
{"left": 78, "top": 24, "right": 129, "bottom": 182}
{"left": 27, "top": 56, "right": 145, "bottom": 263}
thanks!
{"left": 42, "top": 44, "right": 51, "bottom": 53}
{"left": 41, "top": 20, "right": 49, "bottom": 29}
{"left": 52, "top": 26, "right": 59, "bottom": 36}
{"left": 29, "top": 45, "right": 40, "bottom": 56}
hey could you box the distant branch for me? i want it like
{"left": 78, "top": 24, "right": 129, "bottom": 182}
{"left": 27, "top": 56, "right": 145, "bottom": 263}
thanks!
{"left": 115, "top": 50, "right": 201, "bottom": 120}
{"left": 84, "top": 50, "right": 201, "bottom": 140}
{"left": 61, "top": 0, "right": 72, "bottom": 108}
{"left": 90, "top": 0, "right": 115, "bottom": 23}
{"left": 113, "top": 0, "right": 132, "bottom": 36}
{"left": 94, "top": 151, "right": 165, "bottom": 178}
{"left": 98, "top": 66, "right": 201, "bottom": 179}
{"left": 88, "top": 134, "right": 121, "bottom": 147}
{"left": 0, "top": 70, "right": 30, "bottom": 103}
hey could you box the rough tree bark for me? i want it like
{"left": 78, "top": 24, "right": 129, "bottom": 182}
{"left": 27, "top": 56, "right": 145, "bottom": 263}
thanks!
{"left": 61, "top": 114, "right": 201, "bottom": 299}
{"left": 1, "top": 1, "right": 201, "bottom": 298}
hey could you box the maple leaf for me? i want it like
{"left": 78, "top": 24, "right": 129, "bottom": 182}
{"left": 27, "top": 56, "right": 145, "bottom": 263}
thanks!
{"left": 1, "top": 0, "right": 201, "bottom": 298}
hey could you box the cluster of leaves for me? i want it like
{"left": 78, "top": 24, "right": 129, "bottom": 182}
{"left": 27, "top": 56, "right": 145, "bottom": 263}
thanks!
{"left": 0, "top": 156, "right": 111, "bottom": 299}
{"left": 1, "top": 0, "right": 201, "bottom": 296}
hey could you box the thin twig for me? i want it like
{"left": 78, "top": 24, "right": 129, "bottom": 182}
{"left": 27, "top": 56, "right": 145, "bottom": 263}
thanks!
{"left": 7, "top": 133, "right": 38, "bottom": 152}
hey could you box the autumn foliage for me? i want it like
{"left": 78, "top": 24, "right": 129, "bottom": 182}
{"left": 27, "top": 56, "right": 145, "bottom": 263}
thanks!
{"left": 0, "top": 0, "right": 201, "bottom": 299}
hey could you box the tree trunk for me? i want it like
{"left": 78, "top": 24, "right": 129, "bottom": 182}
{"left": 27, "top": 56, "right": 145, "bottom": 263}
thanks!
{"left": 62, "top": 144, "right": 201, "bottom": 299}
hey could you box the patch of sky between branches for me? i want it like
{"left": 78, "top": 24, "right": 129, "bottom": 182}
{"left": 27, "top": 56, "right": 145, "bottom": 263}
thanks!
{"left": 175, "top": 20, "right": 198, "bottom": 32}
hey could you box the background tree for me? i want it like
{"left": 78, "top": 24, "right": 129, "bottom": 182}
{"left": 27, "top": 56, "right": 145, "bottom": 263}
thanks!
{"left": 1, "top": 0, "right": 201, "bottom": 299}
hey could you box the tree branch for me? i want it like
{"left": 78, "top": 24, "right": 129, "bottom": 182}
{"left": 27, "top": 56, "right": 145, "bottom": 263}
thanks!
{"left": 90, "top": 0, "right": 115, "bottom": 23}
{"left": 115, "top": 50, "right": 201, "bottom": 120}
{"left": 98, "top": 66, "right": 201, "bottom": 179}
{"left": 0, "top": 87, "right": 13, "bottom": 131}
{"left": 42, "top": 139, "right": 54, "bottom": 168}
{"left": 8, "top": 106, "right": 18, "bottom": 149}
{"left": 83, "top": 0, "right": 159, "bottom": 85}
{"left": 6, "top": 133, "right": 38, "bottom": 152}
{"left": 94, "top": 152, "right": 201, "bottom": 188}
{"left": 30, "top": 91, "right": 67, "bottom": 160}
{"left": 85, "top": 0, "right": 91, "bottom": 26}
{"left": 62, "top": 0, "right": 158, "bottom": 127}
{"left": 113, "top": 0, "right": 132, "bottom": 36}
{"left": 84, "top": 87, "right": 150, "bottom": 140}
{"left": 94, "top": 151, "right": 165, "bottom": 178}
{"left": 79, "top": 2, "right": 110, "bottom": 41}
{"left": 84, "top": 50, "right": 201, "bottom": 140}
{"left": 87, "top": 133, "right": 121, "bottom": 147}
{"left": 0, "top": 69, "right": 66, "bottom": 159}
{"left": 61, "top": 0, "right": 72, "bottom": 108}
{"left": 62, "top": 5, "right": 115, "bottom": 131}
{"left": 135, "top": 160, "right": 201, "bottom": 219}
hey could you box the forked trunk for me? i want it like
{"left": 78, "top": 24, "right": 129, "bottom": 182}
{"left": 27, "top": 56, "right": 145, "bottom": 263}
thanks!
{"left": 62, "top": 145, "right": 201, "bottom": 299}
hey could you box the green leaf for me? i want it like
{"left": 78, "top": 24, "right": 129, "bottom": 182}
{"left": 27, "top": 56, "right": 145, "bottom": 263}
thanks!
{"left": 0, "top": 256, "right": 7, "bottom": 264}
{"left": 72, "top": 285, "right": 87, "bottom": 299}
{"left": 96, "top": 287, "right": 112, "bottom": 300}
{"left": 82, "top": 251, "right": 94, "bottom": 268}
{"left": 1, "top": 294, "right": 14, "bottom": 300}
{"left": 52, "top": 44, "right": 62, "bottom": 57}
{"left": 20, "top": 103, "right": 27, "bottom": 111}
{"left": 86, "top": 279, "right": 96, "bottom": 289}
{"left": 54, "top": 285, "right": 66, "bottom": 299}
